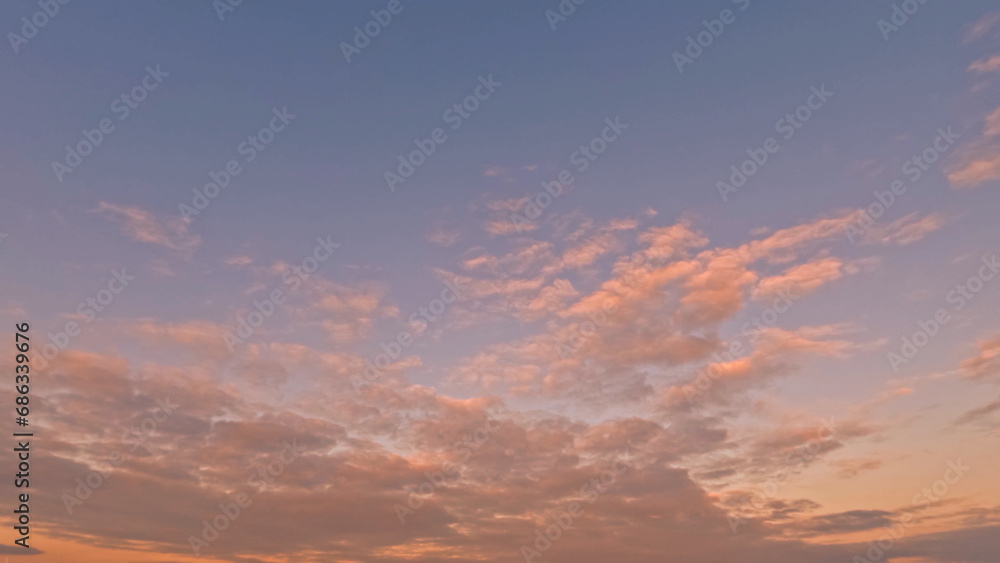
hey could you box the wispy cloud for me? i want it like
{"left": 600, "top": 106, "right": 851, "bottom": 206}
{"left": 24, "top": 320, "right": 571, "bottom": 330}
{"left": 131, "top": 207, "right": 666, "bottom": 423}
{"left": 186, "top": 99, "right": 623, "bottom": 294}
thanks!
{"left": 96, "top": 202, "right": 201, "bottom": 254}
{"left": 964, "top": 11, "right": 1000, "bottom": 43}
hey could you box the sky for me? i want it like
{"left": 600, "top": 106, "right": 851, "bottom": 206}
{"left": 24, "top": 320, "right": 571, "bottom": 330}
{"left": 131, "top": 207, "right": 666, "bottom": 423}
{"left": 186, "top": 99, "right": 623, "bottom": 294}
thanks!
{"left": 1, "top": 0, "right": 1000, "bottom": 561}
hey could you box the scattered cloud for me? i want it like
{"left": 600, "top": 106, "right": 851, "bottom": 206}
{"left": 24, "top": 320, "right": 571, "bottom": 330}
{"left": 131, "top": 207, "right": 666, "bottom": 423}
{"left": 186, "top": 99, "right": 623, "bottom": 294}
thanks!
{"left": 948, "top": 106, "right": 1000, "bottom": 188}
{"left": 96, "top": 202, "right": 201, "bottom": 254}
{"left": 969, "top": 55, "right": 1000, "bottom": 75}
{"left": 963, "top": 11, "right": 1000, "bottom": 43}
{"left": 864, "top": 212, "right": 946, "bottom": 246}
{"left": 224, "top": 255, "right": 253, "bottom": 267}
{"left": 960, "top": 336, "right": 1000, "bottom": 381}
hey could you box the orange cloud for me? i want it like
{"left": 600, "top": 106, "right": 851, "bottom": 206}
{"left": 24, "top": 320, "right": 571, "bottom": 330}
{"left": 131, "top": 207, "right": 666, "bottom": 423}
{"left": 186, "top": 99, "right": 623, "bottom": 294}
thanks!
{"left": 753, "top": 256, "right": 850, "bottom": 301}
{"left": 960, "top": 336, "right": 1000, "bottom": 381}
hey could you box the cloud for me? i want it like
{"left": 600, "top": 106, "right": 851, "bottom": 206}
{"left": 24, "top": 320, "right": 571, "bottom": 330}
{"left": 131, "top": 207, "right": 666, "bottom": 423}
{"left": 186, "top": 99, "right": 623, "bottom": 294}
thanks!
{"left": 863, "top": 212, "right": 946, "bottom": 246}
{"left": 427, "top": 224, "right": 460, "bottom": 247}
{"left": 796, "top": 509, "right": 895, "bottom": 534}
{"left": 483, "top": 165, "right": 515, "bottom": 181}
{"left": 427, "top": 210, "right": 461, "bottom": 247}
{"left": 224, "top": 255, "right": 253, "bottom": 267}
{"left": 484, "top": 217, "right": 535, "bottom": 235}
{"left": 96, "top": 202, "right": 201, "bottom": 254}
{"left": 22, "top": 311, "right": 986, "bottom": 563}
{"left": 963, "top": 11, "right": 1000, "bottom": 43}
{"left": 665, "top": 324, "right": 859, "bottom": 410}
{"left": 949, "top": 150, "right": 1000, "bottom": 188}
{"left": 298, "top": 279, "right": 398, "bottom": 343}
{"left": 30, "top": 204, "right": 995, "bottom": 562}
{"left": 884, "top": 524, "right": 1000, "bottom": 563}
{"left": 752, "top": 256, "right": 851, "bottom": 301}
{"left": 830, "top": 458, "right": 883, "bottom": 479}
{"left": 985, "top": 107, "right": 1000, "bottom": 136}
{"left": 124, "top": 318, "right": 233, "bottom": 360}
{"left": 960, "top": 336, "right": 1000, "bottom": 381}
{"left": 969, "top": 54, "right": 1000, "bottom": 74}
{"left": 446, "top": 211, "right": 875, "bottom": 401}
{"left": 947, "top": 106, "right": 1000, "bottom": 188}
{"left": 955, "top": 395, "right": 1000, "bottom": 427}
{"left": 741, "top": 210, "right": 864, "bottom": 264}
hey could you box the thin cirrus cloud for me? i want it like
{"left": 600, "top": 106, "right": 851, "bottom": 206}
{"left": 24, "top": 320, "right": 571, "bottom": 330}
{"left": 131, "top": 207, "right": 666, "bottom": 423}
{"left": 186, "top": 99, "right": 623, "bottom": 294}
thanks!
{"left": 960, "top": 336, "right": 1000, "bottom": 381}
{"left": 968, "top": 54, "right": 1000, "bottom": 75}
{"left": 947, "top": 103, "right": 1000, "bottom": 188}
{"left": 862, "top": 212, "right": 947, "bottom": 246}
{"left": 963, "top": 11, "right": 1000, "bottom": 43}
{"left": 95, "top": 202, "right": 201, "bottom": 254}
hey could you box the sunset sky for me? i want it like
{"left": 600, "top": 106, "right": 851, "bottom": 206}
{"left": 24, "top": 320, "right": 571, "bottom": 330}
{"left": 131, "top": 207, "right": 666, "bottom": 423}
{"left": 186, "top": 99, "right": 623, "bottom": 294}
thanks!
{"left": 1, "top": 1, "right": 1000, "bottom": 561}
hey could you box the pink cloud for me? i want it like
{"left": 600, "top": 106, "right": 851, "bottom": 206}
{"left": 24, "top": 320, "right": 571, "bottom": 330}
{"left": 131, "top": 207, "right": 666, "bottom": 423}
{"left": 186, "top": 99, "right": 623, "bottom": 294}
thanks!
{"left": 963, "top": 11, "right": 1000, "bottom": 43}
{"left": 96, "top": 202, "right": 201, "bottom": 254}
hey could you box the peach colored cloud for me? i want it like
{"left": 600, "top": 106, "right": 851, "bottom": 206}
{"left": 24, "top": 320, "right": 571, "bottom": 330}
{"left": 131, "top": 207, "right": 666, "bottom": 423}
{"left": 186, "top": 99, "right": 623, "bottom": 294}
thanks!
{"left": 949, "top": 152, "right": 1000, "bottom": 187}
{"left": 969, "top": 54, "right": 1000, "bottom": 74}
{"left": 484, "top": 217, "right": 536, "bottom": 235}
{"left": 444, "top": 211, "right": 881, "bottom": 401}
{"left": 125, "top": 318, "right": 233, "bottom": 360}
{"left": 963, "top": 11, "right": 1000, "bottom": 43}
{"left": 96, "top": 202, "right": 201, "bottom": 253}
{"left": 223, "top": 254, "right": 253, "bottom": 267}
{"left": 665, "top": 324, "right": 858, "bottom": 409}
{"left": 947, "top": 106, "right": 1000, "bottom": 188}
{"left": 863, "top": 212, "right": 946, "bottom": 246}
{"left": 986, "top": 107, "right": 1000, "bottom": 136}
{"left": 960, "top": 336, "right": 1000, "bottom": 381}
{"left": 25, "top": 205, "right": 996, "bottom": 563}
{"left": 426, "top": 224, "right": 460, "bottom": 247}
{"left": 287, "top": 278, "right": 398, "bottom": 344}
{"left": 752, "top": 256, "right": 849, "bottom": 301}
{"left": 18, "top": 314, "right": 996, "bottom": 563}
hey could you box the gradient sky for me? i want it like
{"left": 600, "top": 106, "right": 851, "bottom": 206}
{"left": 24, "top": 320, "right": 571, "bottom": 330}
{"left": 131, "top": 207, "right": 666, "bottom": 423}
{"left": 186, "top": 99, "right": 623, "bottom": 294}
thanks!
{"left": 1, "top": 1, "right": 1000, "bottom": 561}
